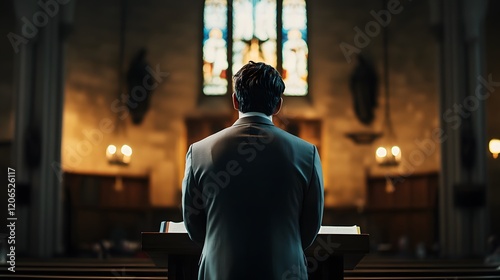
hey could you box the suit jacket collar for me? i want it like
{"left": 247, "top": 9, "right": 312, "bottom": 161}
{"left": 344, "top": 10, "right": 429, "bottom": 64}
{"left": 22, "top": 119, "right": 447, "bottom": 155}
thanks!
{"left": 233, "top": 116, "right": 274, "bottom": 126}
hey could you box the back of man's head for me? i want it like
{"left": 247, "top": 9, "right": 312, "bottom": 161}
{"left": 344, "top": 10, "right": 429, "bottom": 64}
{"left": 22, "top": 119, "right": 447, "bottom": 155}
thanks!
{"left": 233, "top": 61, "right": 285, "bottom": 115}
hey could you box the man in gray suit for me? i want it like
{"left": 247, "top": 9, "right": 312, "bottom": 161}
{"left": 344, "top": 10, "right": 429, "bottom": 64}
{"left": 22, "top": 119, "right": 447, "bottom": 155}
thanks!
{"left": 182, "top": 61, "right": 324, "bottom": 280}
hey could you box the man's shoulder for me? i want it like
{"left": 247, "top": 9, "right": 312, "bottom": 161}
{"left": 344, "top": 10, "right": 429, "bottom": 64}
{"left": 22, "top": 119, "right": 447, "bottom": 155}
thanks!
{"left": 191, "top": 123, "right": 316, "bottom": 151}
{"left": 191, "top": 126, "right": 233, "bottom": 148}
{"left": 272, "top": 126, "right": 316, "bottom": 148}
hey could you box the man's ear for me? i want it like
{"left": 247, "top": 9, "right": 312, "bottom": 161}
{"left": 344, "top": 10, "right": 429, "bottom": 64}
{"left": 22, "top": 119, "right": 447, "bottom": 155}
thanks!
{"left": 272, "top": 98, "right": 283, "bottom": 115}
{"left": 232, "top": 93, "right": 240, "bottom": 111}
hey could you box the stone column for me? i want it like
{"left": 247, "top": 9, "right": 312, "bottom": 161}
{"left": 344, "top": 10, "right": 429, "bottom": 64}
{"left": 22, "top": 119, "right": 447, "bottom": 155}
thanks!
{"left": 430, "top": 0, "right": 489, "bottom": 257}
{"left": 11, "top": 0, "right": 75, "bottom": 257}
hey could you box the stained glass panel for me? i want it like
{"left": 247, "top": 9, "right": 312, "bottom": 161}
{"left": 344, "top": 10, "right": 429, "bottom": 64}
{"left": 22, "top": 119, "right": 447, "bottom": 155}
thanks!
{"left": 203, "top": 0, "right": 308, "bottom": 96}
{"left": 203, "top": 0, "right": 229, "bottom": 95}
{"left": 232, "top": 0, "right": 277, "bottom": 75}
{"left": 282, "top": 0, "right": 308, "bottom": 96}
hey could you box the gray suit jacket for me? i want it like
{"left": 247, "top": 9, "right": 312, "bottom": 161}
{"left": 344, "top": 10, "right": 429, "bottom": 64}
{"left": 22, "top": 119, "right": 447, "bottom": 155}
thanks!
{"left": 182, "top": 116, "right": 324, "bottom": 280}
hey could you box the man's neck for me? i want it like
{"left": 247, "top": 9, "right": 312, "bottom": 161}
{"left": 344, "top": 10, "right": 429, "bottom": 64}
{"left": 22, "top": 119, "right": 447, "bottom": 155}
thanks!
{"left": 238, "top": 111, "right": 272, "bottom": 122}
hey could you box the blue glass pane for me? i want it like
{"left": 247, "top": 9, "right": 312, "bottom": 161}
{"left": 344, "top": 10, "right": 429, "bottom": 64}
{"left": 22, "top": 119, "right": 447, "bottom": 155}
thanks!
{"left": 203, "top": 0, "right": 228, "bottom": 95}
{"left": 282, "top": 0, "right": 308, "bottom": 96}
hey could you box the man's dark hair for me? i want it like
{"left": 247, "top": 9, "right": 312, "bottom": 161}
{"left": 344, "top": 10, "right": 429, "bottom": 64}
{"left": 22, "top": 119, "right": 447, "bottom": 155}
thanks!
{"left": 233, "top": 61, "right": 285, "bottom": 115}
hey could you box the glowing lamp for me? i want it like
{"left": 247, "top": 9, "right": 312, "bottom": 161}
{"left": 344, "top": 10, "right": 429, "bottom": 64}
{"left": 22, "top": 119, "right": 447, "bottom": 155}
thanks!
{"left": 490, "top": 139, "right": 500, "bottom": 159}
{"left": 106, "top": 144, "right": 133, "bottom": 165}
{"left": 375, "top": 145, "right": 401, "bottom": 167}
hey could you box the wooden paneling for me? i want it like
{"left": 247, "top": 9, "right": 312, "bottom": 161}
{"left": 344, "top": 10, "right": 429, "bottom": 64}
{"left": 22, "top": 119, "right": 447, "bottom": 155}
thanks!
{"left": 366, "top": 173, "right": 439, "bottom": 255}
{"left": 64, "top": 172, "right": 151, "bottom": 254}
{"left": 99, "top": 177, "right": 149, "bottom": 208}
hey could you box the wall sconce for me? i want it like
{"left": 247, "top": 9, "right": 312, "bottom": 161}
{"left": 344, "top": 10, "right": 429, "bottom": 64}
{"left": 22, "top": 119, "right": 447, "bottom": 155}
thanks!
{"left": 374, "top": 12, "right": 401, "bottom": 168}
{"left": 105, "top": 1, "right": 133, "bottom": 167}
{"left": 106, "top": 144, "right": 132, "bottom": 165}
{"left": 376, "top": 145, "right": 401, "bottom": 167}
{"left": 490, "top": 139, "right": 500, "bottom": 159}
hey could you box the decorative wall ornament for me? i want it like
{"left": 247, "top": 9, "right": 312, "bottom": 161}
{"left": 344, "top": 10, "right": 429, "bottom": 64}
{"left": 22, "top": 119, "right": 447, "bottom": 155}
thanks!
{"left": 349, "top": 53, "right": 379, "bottom": 126}
{"left": 345, "top": 53, "right": 381, "bottom": 145}
{"left": 126, "top": 48, "right": 154, "bottom": 125}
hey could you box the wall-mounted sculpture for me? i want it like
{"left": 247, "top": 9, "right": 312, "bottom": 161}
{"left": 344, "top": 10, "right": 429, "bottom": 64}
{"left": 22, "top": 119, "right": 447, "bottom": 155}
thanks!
{"left": 126, "top": 48, "right": 154, "bottom": 125}
{"left": 349, "top": 53, "right": 379, "bottom": 126}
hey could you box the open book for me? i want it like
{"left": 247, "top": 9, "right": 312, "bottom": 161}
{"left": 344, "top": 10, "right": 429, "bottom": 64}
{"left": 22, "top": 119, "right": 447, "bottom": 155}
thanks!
{"left": 160, "top": 221, "right": 188, "bottom": 233}
{"left": 160, "top": 221, "right": 361, "bottom": 234}
{"left": 318, "top": 225, "right": 360, "bottom": 234}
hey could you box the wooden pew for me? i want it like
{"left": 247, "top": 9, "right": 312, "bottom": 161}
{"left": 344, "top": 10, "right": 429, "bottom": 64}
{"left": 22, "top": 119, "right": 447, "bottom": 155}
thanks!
{"left": 0, "top": 259, "right": 167, "bottom": 279}
{"left": 2, "top": 255, "right": 499, "bottom": 279}
{"left": 344, "top": 257, "right": 500, "bottom": 279}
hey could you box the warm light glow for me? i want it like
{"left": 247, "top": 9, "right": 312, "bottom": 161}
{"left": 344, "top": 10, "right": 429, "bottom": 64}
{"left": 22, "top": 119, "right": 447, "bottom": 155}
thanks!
{"left": 106, "top": 144, "right": 132, "bottom": 165}
{"left": 391, "top": 146, "right": 401, "bottom": 156}
{"left": 376, "top": 147, "right": 387, "bottom": 158}
{"left": 490, "top": 139, "right": 500, "bottom": 159}
{"left": 107, "top": 145, "right": 117, "bottom": 155}
{"left": 375, "top": 145, "right": 402, "bottom": 167}
{"left": 121, "top": 145, "right": 133, "bottom": 157}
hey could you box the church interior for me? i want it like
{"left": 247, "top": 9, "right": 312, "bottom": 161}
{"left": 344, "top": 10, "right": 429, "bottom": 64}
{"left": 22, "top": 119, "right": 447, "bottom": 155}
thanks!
{"left": 1, "top": 0, "right": 500, "bottom": 279}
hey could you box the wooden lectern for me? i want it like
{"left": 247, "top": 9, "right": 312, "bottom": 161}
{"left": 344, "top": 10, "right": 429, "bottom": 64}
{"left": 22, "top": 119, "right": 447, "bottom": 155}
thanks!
{"left": 142, "top": 224, "right": 369, "bottom": 280}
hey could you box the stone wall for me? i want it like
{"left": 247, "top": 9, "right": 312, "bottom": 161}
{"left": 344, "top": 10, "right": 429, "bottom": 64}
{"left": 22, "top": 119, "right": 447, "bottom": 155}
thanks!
{"left": 61, "top": 0, "right": 440, "bottom": 207}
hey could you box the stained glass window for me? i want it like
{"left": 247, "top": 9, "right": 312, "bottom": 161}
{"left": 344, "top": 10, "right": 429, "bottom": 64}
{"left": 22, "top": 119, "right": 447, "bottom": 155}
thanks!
{"left": 203, "top": 0, "right": 229, "bottom": 95}
{"left": 282, "top": 0, "right": 308, "bottom": 96}
{"left": 203, "top": 0, "right": 308, "bottom": 96}
{"left": 232, "top": 0, "right": 277, "bottom": 74}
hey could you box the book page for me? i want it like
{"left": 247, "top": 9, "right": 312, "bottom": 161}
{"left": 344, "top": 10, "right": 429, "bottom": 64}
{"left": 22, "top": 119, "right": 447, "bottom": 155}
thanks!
{"left": 318, "top": 225, "right": 360, "bottom": 234}
{"left": 160, "top": 221, "right": 360, "bottom": 234}
{"left": 166, "top": 221, "right": 188, "bottom": 233}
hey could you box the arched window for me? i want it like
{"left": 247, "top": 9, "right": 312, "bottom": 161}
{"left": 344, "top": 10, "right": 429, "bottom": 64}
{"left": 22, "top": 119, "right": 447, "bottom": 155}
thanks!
{"left": 203, "top": 0, "right": 308, "bottom": 96}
